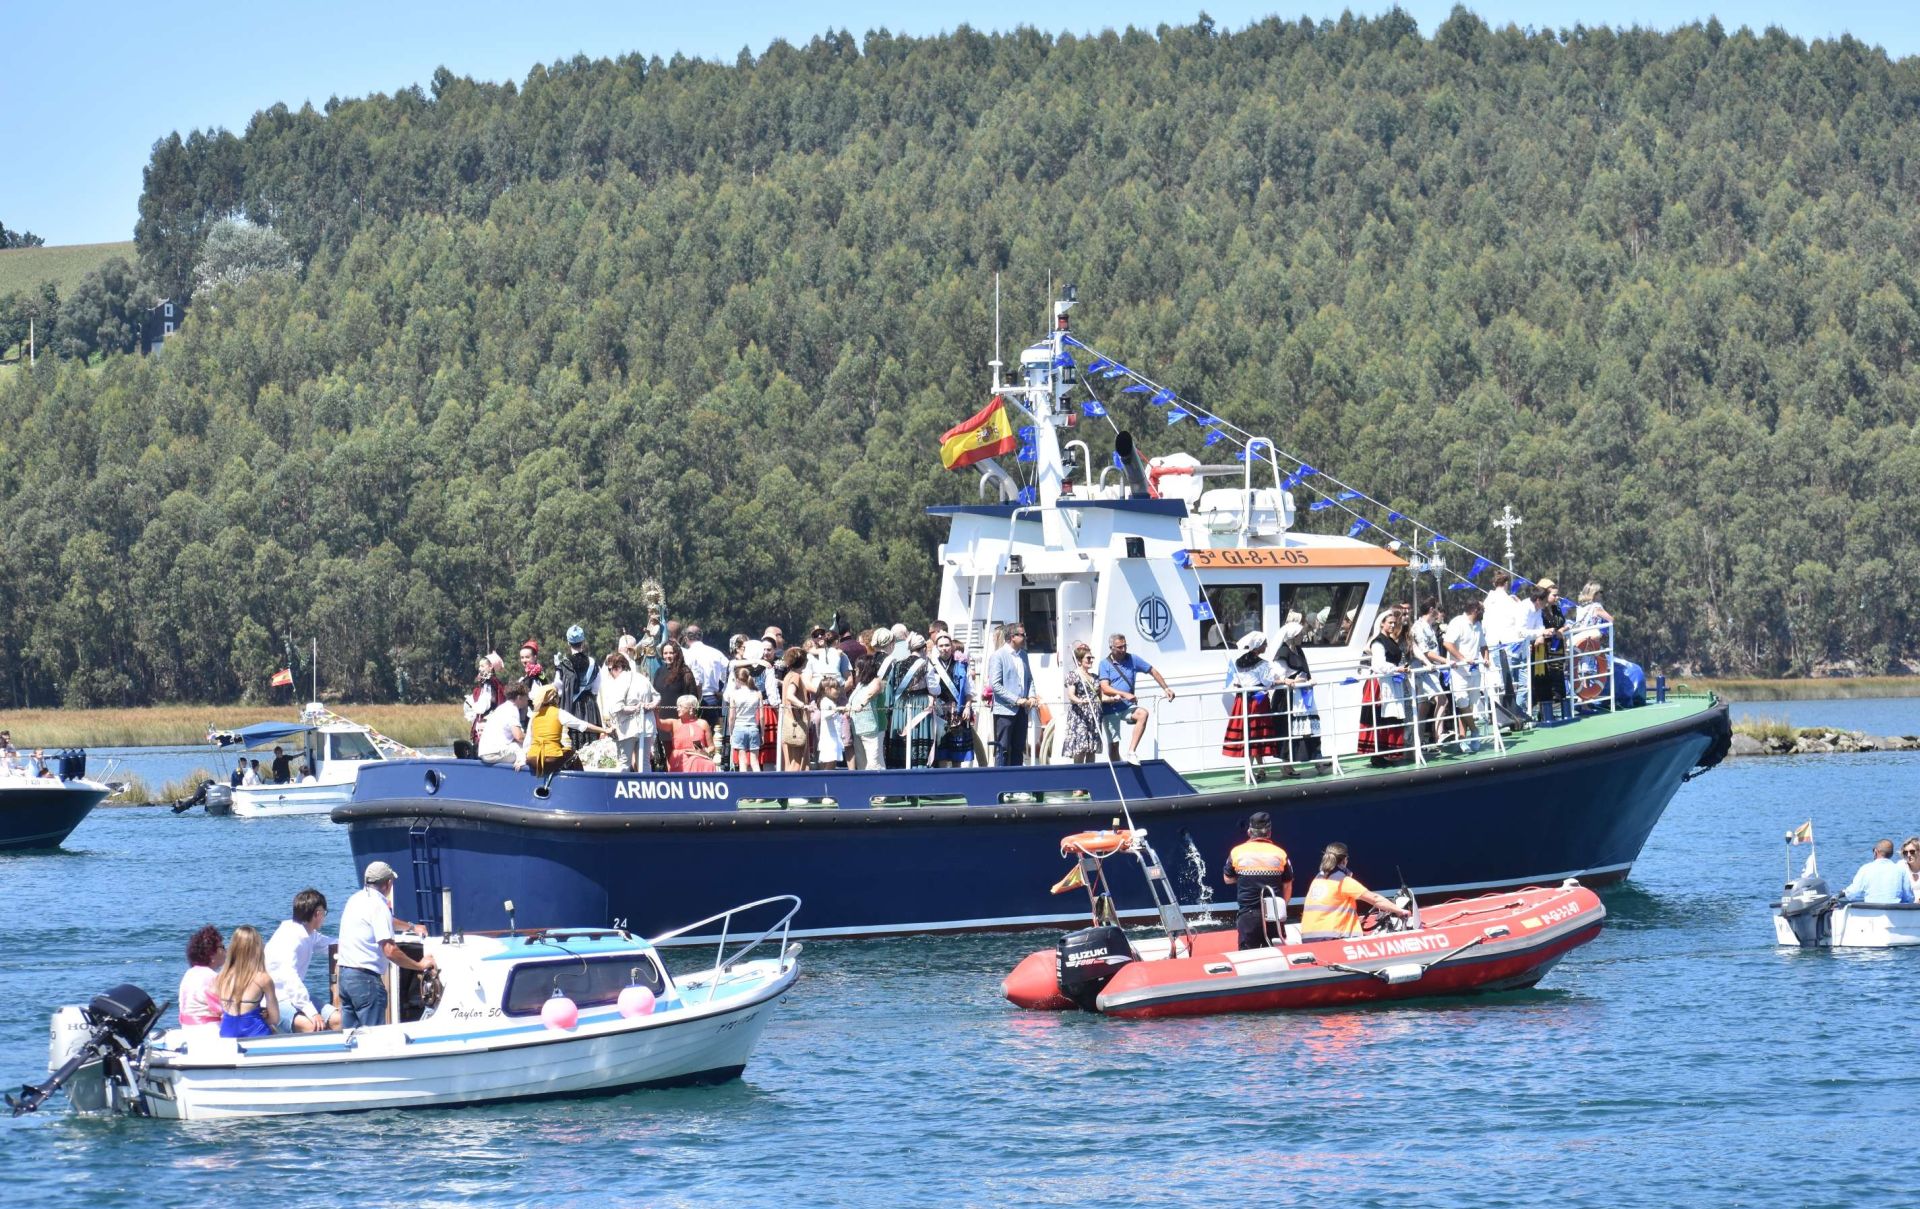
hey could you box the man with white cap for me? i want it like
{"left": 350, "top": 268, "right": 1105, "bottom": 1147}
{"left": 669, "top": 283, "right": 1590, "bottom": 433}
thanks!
{"left": 335, "top": 860, "right": 435, "bottom": 1030}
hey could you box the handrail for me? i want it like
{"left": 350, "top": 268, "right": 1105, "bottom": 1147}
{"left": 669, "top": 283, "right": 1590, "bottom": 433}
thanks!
{"left": 646, "top": 894, "right": 802, "bottom": 981}
{"left": 1093, "top": 624, "right": 1615, "bottom": 775}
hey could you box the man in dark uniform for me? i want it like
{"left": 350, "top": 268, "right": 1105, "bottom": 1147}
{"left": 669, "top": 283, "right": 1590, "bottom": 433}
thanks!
{"left": 1222, "top": 811, "right": 1293, "bottom": 950}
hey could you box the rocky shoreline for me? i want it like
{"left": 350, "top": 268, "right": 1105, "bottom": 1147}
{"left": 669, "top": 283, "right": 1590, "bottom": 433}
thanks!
{"left": 1729, "top": 728, "right": 1920, "bottom": 758}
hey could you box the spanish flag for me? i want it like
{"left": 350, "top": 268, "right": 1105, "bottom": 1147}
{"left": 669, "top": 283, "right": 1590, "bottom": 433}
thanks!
{"left": 1786, "top": 819, "right": 1813, "bottom": 845}
{"left": 271, "top": 668, "right": 294, "bottom": 687}
{"left": 939, "top": 396, "right": 1019, "bottom": 471}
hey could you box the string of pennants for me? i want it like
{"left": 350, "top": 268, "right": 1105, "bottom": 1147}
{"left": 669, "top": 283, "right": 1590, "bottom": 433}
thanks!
{"left": 1055, "top": 334, "right": 1528, "bottom": 595}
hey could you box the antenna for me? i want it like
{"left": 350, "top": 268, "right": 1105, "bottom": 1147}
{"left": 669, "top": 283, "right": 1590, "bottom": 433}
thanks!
{"left": 990, "top": 273, "right": 1003, "bottom": 391}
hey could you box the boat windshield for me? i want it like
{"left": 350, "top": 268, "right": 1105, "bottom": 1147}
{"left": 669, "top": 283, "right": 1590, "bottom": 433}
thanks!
{"left": 502, "top": 955, "right": 667, "bottom": 1015}
{"left": 327, "top": 731, "right": 380, "bottom": 762}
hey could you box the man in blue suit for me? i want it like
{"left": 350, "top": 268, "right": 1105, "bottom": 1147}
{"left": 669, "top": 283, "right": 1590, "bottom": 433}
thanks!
{"left": 987, "top": 625, "right": 1037, "bottom": 766}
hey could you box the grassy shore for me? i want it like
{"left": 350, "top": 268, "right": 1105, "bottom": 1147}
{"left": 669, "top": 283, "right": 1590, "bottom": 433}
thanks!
{"left": 0, "top": 703, "right": 464, "bottom": 750}
{"left": 1684, "top": 676, "right": 1920, "bottom": 702}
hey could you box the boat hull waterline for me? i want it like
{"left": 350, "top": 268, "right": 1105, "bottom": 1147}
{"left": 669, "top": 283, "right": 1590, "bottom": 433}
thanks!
{"left": 1004, "top": 883, "right": 1605, "bottom": 1018}
{"left": 140, "top": 966, "right": 796, "bottom": 1120}
{"left": 338, "top": 699, "right": 1727, "bottom": 941}
{"left": 0, "top": 781, "right": 112, "bottom": 851}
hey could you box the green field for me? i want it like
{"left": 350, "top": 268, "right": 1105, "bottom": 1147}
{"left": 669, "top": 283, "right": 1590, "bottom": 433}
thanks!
{"left": 0, "top": 241, "right": 135, "bottom": 298}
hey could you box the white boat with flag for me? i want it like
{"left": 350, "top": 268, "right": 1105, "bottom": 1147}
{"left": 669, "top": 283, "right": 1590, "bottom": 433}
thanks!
{"left": 1773, "top": 822, "right": 1920, "bottom": 948}
{"left": 337, "top": 287, "right": 1731, "bottom": 943}
{"left": 206, "top": 703, "right": 417, "bottom": 818}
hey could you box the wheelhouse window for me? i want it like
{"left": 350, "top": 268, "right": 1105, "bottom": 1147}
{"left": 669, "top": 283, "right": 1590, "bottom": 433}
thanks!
{"left": 1280, "top": 583, "right": 1368, "bottom": 647}
{"left": 328, "top": 731, "right": 379, "bottom": 762}
{"left": 1018, "top": 588, "right": 1058, "bottom": 655}
{"left": 1199, "top": 583, "right": 1263, "bottom": 650}
{"left": 503, "top": 954, "right": 667, "bottom": 1016}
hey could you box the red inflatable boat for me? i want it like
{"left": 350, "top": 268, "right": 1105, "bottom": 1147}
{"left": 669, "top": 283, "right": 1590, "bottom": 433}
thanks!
{"left": 1003, "top": 830, "right": 1605, "bottom": 1019}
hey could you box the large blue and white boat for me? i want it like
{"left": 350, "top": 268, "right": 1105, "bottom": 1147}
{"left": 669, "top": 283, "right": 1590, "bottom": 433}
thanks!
{"left": 337, "top": 290, "right": 1730, "bottom": 942}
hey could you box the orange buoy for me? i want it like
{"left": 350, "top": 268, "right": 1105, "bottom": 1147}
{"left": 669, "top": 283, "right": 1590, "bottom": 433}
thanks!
{"left": 1060, "top": 830, "right": 1133, "bottom": 858}
{"left": 1002, "top": 948, "right": 1073, "bottom": 1010}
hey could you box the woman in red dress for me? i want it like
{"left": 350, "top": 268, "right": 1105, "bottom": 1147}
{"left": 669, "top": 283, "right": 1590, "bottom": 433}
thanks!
{"left": 666, "top": 694, "right": 719, "bottom": 773}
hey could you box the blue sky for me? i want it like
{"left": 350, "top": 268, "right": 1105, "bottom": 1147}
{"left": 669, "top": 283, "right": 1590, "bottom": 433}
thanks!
{"left": 4, "top": 2, "right": 1915, "bottom": 245}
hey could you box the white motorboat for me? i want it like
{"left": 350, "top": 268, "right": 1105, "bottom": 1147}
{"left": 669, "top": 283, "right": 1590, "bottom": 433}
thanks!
{"left": 1772, "top": 841, "right": 1920, "bottom": 948}
{"left": 211, "top": 703, "right": 414, "bottom": 818}
{"left": 13, "top": 896, "right": 801, "bottom": 1120}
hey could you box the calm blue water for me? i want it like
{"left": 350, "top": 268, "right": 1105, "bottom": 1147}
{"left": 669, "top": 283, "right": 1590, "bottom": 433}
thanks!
{"left": 1729, "top": 695, "right": 1920, "bottom": 736}
{"left": 5, "top": 702, "right": 1917, "bottom": 1206}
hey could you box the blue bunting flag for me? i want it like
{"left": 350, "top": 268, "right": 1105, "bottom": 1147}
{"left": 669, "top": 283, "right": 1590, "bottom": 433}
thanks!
{"left": 1337, "top": 489, "right": 1361, "bottom": 501}
{"left": 1150, "top": 389, "right": 1175, "bottom": 406}
{"left": 1309, "top": 499, "right": 1335, "bottom": 511}
{"left": 1190, "top": 602, "right": 1214, "bottom": 620}
{"left": 1087, "top": 358, "right": 1113, "bottom": 373}
{"left": 1081, "top": 401, "right": 1107, "bottom": 418}
{"left": 1467, "top": 556, "right": 1490, "bottom": 580}
{"left": 1387, "top": 511, "right": 1405, "bottom": 524}
{"left": 1123, "top": 383, "right": 1153, "bottom": 394}
{"left": 1167, "top": 410, "right": 1188, "bottom": 425}
{"left": 1016, "top": 444, "right": 1037, "bottom": 463}
{"left": 1204, "top": 431, "right": 1227, "bottom": 446}
{"left": 1348, "top": 517, "right": 1372, "bottom": 537}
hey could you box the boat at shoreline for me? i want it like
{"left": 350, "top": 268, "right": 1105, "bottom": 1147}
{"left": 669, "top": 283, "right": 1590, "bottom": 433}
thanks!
{"left": 13, "top": 897, "right": 801, "bottom": 1120}
{"left": 0, "top": 752, "right": 111, "bottom": 851}
{"left": 336, "top": 289, "right": 1730, "bottom": 942}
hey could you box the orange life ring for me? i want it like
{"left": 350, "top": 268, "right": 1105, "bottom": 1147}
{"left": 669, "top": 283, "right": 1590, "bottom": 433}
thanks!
{"left": 1061, "top": 830, "right": 1133, "bottom": 858}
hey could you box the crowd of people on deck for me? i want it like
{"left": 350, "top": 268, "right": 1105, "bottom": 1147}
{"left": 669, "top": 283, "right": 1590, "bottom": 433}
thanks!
{"left": 449, "top": 574, "right": 1617, "bottom": 779}
{"left": 175, "top": 862, "right": 429, "bottom": 1038}
{"left": 1343, "top": 575, "right": 1617, "bottom": 768}
{"left": 457, "top": 613, "right": 1179, "bottom": 775}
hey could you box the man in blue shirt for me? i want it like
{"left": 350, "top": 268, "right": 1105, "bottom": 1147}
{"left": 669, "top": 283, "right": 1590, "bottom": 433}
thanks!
{"left": 986, "top": 625, "right": 1037, "bottom": 766}
{"left": 1097, "top": 634, "right": 1176, "bottom": 764}
{"left": 1845, "top": 839, "right": 1915, "bottom": 903}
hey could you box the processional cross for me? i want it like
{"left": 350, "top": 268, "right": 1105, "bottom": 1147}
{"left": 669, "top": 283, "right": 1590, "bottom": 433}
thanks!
{"left": 1493, "top": 505, "right": 1523, "bottom": 566}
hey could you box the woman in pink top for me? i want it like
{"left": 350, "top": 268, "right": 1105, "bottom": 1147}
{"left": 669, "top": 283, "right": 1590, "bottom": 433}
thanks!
{"left": 177, "top": 924, "right": 226, "bottom": 1026}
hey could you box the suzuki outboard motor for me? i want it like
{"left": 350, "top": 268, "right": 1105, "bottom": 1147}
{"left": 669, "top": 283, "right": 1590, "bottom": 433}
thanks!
{"left": 1777, "top": 871, "right": 1839, "bottom": 947}
{"left": 1056, "top": 924, "right": 1137, "bottom": 1011}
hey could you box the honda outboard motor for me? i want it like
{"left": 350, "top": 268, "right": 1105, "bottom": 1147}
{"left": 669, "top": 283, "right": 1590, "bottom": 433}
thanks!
{"left": 11, "top": 984, "right": 159, "bottom": 1117}
{"left": 1056, "top": 924, "right": 1137, "bottom": 1011}
{"left": 1777, "top": 871, "right": 1839, "bottom": 947}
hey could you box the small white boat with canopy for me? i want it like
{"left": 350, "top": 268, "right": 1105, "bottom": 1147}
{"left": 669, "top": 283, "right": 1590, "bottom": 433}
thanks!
{"left": 211, "top": 703, "right": 416, "bottom": 817}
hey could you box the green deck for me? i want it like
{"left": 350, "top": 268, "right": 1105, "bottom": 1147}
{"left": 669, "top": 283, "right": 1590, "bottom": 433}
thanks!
{"left": 1181, "top": 693, "right": 1722, "bottom": 793}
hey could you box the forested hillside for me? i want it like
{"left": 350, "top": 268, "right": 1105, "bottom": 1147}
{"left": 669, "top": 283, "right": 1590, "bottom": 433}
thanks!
{"left": 4, "top": 9, "right": 1919, "bottom": 706}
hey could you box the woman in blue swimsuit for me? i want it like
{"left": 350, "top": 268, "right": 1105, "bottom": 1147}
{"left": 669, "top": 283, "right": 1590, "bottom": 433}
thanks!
{"left": 215, "top": 924, "right": 281, "bottom": 1039}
